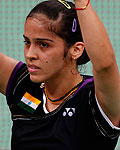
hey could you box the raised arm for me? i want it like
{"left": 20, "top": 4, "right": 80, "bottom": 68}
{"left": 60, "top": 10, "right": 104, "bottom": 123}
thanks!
{"left": 74, "top": 0, "right": 120, "bottom": 126}
{"left": 0, "top": 52, "right": 19, "bottom": 95}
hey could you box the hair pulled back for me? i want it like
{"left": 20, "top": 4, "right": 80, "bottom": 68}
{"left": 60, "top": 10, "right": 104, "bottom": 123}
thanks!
{"left": 26, "top": 0, "right": 90, "bottom": 65}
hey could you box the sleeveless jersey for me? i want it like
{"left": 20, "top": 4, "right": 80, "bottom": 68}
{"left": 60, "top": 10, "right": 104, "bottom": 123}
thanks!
{"left": 6, "top": 62, "right": 120, "bottom": 150}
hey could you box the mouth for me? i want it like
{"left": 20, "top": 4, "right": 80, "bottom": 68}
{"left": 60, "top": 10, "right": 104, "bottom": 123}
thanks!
{"left": 27, "top": 64, "right": 40, "bottom": 73}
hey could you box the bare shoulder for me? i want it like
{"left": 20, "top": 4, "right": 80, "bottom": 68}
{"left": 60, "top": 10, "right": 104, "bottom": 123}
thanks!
{"left": 0, "top": 52, "right": 19, "bottom": 95}
{"left": 93, "top": 61, "right": 120, "bottom": 126}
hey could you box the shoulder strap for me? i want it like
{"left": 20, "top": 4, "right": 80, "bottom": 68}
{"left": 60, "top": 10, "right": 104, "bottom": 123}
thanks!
{"left": 73, "top": 77, "right": 94, "bottom": 96}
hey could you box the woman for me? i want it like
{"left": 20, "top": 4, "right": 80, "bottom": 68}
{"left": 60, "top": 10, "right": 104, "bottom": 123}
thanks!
{"left": 0, "top": 0, "right": 120, "bottom": 149}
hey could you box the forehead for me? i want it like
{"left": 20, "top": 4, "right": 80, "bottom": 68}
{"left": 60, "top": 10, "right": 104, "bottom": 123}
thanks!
{"left": 24, "top": 15, "right": 65, "bottom": 48}
{"left": 24, "top": 15, "right": 55, "bottom": 38}
{"left": 26, "top": 14, "right": 50, "bottom": 26}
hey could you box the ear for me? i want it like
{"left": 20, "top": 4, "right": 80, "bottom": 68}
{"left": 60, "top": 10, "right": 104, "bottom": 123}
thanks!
{"left": 69, "top": 42, "right": 85, "bottom": 60}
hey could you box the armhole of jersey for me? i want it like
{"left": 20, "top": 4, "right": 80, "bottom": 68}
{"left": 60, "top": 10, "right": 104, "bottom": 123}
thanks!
{"left": 95, "top": 96, "right": 120, "bottom": 130}
{"left": 6, "top": 61, "right": 24, "bottom": 102}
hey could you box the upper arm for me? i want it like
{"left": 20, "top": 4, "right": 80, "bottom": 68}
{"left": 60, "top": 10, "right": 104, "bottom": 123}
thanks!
{"left": 0, "top": 52, "right": 19, "bottom": 95}
{"left": 93, "top": 59, "right": 120, "bottom": 126}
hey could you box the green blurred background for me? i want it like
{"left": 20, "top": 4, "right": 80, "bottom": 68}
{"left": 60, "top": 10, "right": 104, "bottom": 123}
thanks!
{"left": 0, "top": 0, "right": 120, "bottom": 149}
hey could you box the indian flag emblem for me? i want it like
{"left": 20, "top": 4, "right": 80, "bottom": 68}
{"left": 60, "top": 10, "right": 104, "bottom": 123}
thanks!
{"left": 18, "top": 92, "right": 41, "bottom": 114}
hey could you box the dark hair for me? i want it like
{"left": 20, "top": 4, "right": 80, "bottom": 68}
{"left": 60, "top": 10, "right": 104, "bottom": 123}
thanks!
{"left": 26, "top": 0, "right": 90, "bottom": 65}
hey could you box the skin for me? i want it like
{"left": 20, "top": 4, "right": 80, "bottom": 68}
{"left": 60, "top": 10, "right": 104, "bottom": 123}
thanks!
{"left": 24, "top": 16, "right": 84, "bottom": 111}
{"left": 0, "top": 53, "right": 19, "bottom": 95}
{"left": 74, "top": 0, "right": 120, "bottom": 126}
{"left": 0, "top": 0, "right": 119, "bottom": 128}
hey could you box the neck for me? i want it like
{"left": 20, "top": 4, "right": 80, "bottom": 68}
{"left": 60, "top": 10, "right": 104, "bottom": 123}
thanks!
{"left": 44, "top": 70, "right": 82, "bottom": 101}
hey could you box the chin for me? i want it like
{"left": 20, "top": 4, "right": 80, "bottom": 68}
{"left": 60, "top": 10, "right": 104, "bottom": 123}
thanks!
{"left": 30, "top": 75, "right": 44, "bottom": 83}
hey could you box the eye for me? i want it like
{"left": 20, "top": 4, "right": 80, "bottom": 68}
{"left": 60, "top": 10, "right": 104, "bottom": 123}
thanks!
{"left": 23, "top": 40, "right": 31, "bottom": 45}
{"left": 39, "top": 42, "right": 49, "bottom": 48}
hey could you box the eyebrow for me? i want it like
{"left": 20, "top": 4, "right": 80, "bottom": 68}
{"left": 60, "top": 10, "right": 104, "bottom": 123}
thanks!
{"left": 23, "top": 35, "right": 54, "bottom": 42}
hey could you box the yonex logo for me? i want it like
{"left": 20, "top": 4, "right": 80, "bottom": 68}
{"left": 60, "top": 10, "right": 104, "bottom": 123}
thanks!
{"left": 63, "top": 108, "right": 75, "bottom": 117}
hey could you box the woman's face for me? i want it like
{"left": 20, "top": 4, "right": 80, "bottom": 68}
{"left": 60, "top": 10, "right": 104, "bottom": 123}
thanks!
{"left": 24, "top": 16, "right": 71, "bottom": 83}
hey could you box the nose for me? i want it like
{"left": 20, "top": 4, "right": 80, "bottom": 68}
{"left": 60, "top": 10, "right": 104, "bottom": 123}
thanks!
{"left": 25, "top": 45, "right": 38, "bottom": 61}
